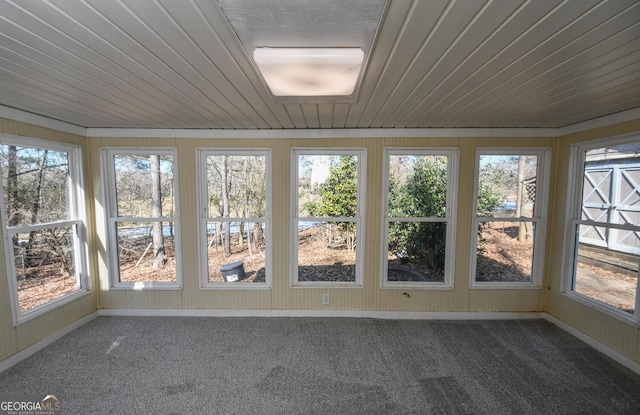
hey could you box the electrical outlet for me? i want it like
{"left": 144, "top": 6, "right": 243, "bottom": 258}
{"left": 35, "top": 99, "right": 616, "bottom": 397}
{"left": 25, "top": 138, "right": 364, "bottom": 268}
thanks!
{"left": 322, "top": 293, "right": 330, "bottom": 305}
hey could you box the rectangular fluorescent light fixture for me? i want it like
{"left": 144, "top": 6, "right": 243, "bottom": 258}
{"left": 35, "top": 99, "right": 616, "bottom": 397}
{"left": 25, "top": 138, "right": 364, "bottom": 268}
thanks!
{"left": 253, "top": 47, "right": 364, "bottom": 97}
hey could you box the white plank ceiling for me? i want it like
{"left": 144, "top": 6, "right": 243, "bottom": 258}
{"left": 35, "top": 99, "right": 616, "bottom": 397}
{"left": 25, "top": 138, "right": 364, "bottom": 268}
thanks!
{"left": 0, "top": 0, "right": 639, "bottom": 130}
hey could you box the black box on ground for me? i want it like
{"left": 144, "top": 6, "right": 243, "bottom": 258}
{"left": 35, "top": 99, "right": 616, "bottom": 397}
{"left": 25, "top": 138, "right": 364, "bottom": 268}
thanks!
{"left": 220, "top": 261, "right": 245, "bottom": 282}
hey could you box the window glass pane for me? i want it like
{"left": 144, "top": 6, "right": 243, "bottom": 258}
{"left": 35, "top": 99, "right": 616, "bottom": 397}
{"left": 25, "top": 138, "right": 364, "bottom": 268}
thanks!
{"left": 574, "top": 237, "right": 636, "bottom": 315}
{"left": 298, "top": 155, "right": 358, "bottom": 217}
{"left": 206, "top": 155, "right": 267, "bottom": 218}
{"left": 114, "top": 154, "right": 174, "bottom": 218}
{"left": 116, "top": 221, "right": 176, "bottom": 282}
{"left": 572, "top": 143, "right": 640, "bottom": 315}
{"left": 388, "top": 155, "right": 448, "bottom": 218}
{"left": 579, "top": 223, "right": 607, "bottom": 246}
{"left": 613, "top": 228, "right": 640, "bottom": 252}
{"left": 387, "top": 221, "right": 446, "bottom": 282}
{"left": 581, "top": 168, "right": 611, "bottom": 222}
{"left": 477, "top": 155, "right": 538, "bottom": 218}
{"left": 583, "top": 145, "right": 640, "bottom": 227}
{"left": 1, "top": 145, "right": 70, "bottom": 226}
{"left": 298, "top": 221, "right": 356, "bottom": 282}
{"left": 206, "top": 221, "right": 266, "bottom": 282}
{"left": 13, "top": 226, "right": 79, "bottom": 312}
{"left": 617, "top": 167, "right": 640, "bottom": 227}
{"left": 476, "top": 221, "right": 535, "bottom": 282}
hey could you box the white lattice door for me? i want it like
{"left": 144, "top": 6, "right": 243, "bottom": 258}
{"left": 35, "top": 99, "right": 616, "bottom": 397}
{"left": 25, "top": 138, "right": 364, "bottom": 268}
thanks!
{"left": 581, "top": 163, "right": 640, "bottom": 254}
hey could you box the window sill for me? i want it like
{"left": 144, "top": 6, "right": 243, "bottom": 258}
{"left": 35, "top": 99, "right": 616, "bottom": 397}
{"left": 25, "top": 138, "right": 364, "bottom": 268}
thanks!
{"left": 291, "top": 282, "right": 363, "bottom": 289}
{"left": 200, "top": 282, "right": 272, "bottom": 290}
{"left": 469, "top": 281, "right": 543, "bottom": 290}
{"left": 110, "top": 282, "right": 182, "bottom": 290}
{"left": 382, "top": 282, "right": 453, "bottom": 290}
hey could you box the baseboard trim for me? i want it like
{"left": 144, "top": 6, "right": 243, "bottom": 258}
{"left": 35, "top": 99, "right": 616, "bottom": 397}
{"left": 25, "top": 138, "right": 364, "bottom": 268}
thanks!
{"left": 0, "top": 311, "right": 99, "bottom": 374}
{"left": 98, "top": 308, "right": 545, "bottom": 320}
{"left": 544, "top": 313, "right": 640, "bottom": 375}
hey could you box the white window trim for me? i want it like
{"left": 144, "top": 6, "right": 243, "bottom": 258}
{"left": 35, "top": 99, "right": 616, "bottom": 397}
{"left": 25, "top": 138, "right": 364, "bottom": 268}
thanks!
{"left": 0, "top": 134, "right": 90, "bottom": 326}
{"left": 196, "top": 148, "right": 272, "bottom": 289}
{"left": 469, "top": 148, "right": 550, "bottom": 289}
{"left": 102, "top": 148, "right": 182, "bottom": 290}
{"left": 562, "top": 134, "right": 640, "bottom": 326}
{"left": 381, "top": 148, "right": 458, "bottom": 290}
{"left": 291, "top": 148, "right": 366, "bottom": 288}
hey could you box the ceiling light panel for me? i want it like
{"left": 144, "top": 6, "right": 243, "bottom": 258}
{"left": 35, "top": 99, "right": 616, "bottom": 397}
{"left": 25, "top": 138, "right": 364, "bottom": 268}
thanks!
{"left": 217, "top": 0, "right": 386, "bottom": 102}
{"left": 253, "top": 48, "right": 364, "bottom": 97}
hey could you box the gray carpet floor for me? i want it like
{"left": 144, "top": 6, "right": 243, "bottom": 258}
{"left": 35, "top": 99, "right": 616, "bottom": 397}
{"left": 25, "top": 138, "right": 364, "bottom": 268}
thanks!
{"left": 1, "top": 317, "right": 640, "bottom": 414}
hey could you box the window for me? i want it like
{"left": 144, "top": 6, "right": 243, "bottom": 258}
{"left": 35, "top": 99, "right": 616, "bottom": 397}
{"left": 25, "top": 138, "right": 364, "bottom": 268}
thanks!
{"left": 0, "top": 135, "right": 89, "bottom": 324}
{"left": 197, "top": 149, "right": 271, "bottom": 287}
{"left": 382, "top": 148, "right": 458, "bottom": 288}
{"left": 471, "top": 149, "right": 549, "bottom": 288}
{"left": 565, "top": 136, "right": 640, "bottom": 322}
{"left": 292, "top": 149, "right": 365, "bottom": 286}
{"left": 103, "top": 149, "right": 180, "bottom": 289}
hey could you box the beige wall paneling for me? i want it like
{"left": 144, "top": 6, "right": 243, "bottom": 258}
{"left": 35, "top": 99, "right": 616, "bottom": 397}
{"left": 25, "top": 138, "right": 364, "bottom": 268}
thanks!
{"left": 3, "top": 115, "right": 640, "bottom": 365}
{"left": 92, "top": 137, "right": 277, "bottom": 311}
{"left": 89, "top": 134, "right": 557, "bottom": 313}
{"left": 464, "top": 137, "right": 550, "bottom": 313}
{"left": 276, "top": 137, "right": 370, "bottom": 311}
{"left": 546, "top": 120, "right": 640, "bottom": 364}
{"left": 0, "top": 118, "right": 97, "bottom": 361}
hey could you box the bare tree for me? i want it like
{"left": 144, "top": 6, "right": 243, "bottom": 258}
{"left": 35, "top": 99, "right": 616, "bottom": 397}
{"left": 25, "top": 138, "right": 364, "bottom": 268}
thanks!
{"left": 221, "top": 155, "right": 231, "bottom": 256}
{"left": 27, "top": 150, "right": 48, "bottom": 254}
{"left": 150, "top": 155, "right": 165, "bottom": 269}
{"left": 206, "top": 154, "right": 266, "bottom": 258}
{"left": 516, "top": 156, "right": 527, "bottom": 241}
{"left": 6, "top": 146, "right": 19, "bottom": 247}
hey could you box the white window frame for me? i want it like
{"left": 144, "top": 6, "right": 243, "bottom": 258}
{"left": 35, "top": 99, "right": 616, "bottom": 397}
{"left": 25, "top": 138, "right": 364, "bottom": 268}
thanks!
{"left": 102, "top": 148, "right": 182, "bottom": 290}
{"left": 0, "top": 134, "right": 90, "bottom": 326}
{"left": 196, "top": 148, "right": 272, "bottom": 289}
{"left": 563, "top": 134, "right": 640, "bottom": 325}
{"left": 470, "top": 148, "right": 550, "bottom": 289}
{"left": 381, "top": 148, "right": 458, "bottom": 290}
{"left": 291, "top": 148, "right": 366, "bottom": 288}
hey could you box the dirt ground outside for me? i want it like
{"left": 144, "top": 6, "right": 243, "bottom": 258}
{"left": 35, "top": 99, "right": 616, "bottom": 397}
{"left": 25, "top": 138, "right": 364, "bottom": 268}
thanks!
{"left": 207, "top": 239, "right": 266, "bottom": 283}
{"left": 17, "top": 267, "right": 77, "bottom": 313}
{"left": 475, "top": 223, "right": 533, "bottom": 283}
{"left": 575, "top": 260, "right": 637, "bottom": 314}
{"left": 15, "top": 224, "right": 638, "bottom": 314}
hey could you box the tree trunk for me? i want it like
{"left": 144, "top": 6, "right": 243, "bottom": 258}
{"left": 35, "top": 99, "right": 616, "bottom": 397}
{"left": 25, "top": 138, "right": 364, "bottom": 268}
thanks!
{"left": 151, "top": 155, "right": 166, "bottom": 269}
{"left": 30, "top": 150, "right": 48, "bottom": 222}
{"left": 27, "top": 150, "right": 48, "bottom": 267}
{"left": 247, "top": 223, "right": 253, "bottom": 256}
{"left": 221, "top": 156, "right": 231, "bottom": 256}
{"left": 7, "top": 146, "right": 19, "bottom": 249}
{"left": 516, "top": 156, "right": 526, "bottom": 241}
{"left": 253, "top": 224, "right": 260, "bottom": 252}
{"left": 238, "top": 221, "right": 244, "bottom": 250}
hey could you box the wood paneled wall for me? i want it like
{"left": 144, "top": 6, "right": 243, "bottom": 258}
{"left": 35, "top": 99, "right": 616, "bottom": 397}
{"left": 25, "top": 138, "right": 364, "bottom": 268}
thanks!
{"left": 2, "top": 117, "right": 639, "bottom": 366}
